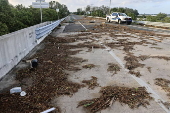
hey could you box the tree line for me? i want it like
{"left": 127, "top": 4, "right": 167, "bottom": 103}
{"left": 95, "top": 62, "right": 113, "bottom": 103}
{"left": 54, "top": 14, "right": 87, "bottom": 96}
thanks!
{"left": 76, "top": 5, "right": 139, "bottom": 20}
{"left": 0, "top": 0, "right": 69, "bottom": 36}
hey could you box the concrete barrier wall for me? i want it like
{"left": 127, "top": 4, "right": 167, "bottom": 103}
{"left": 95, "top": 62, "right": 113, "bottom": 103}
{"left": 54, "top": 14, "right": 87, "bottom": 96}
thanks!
{"left": 0, "top": 22, "right": 51, "bottom": 79}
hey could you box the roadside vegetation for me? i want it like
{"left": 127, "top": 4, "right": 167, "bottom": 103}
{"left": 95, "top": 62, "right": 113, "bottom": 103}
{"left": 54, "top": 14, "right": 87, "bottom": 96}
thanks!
{"left": 0, "top": 0, "right": 69, "bottom": 36}
{"left": 138, "top": 13, "right": 170, "bottom": 23}
{"left": 76, "top": 5, "right": 139, "bottom": 20}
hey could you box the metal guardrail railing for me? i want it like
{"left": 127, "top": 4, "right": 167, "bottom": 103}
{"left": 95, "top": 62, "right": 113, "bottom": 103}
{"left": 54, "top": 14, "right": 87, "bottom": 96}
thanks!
{"left": 35, "top": 17, "right": 66, "bottom": 39}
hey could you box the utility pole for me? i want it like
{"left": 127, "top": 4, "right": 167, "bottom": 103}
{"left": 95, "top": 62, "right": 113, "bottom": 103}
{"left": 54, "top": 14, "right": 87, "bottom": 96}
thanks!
{"left": 40, "top": 0, "right": 42, "bottom": 23}
{"left": 57, "top": 2, "right": 59, "bottom": 20}
{"left": 32, "top": 0, "right": 49, "bottom": 23}
{"left": 109, "top": 0, "right": 111, "bottom": 14}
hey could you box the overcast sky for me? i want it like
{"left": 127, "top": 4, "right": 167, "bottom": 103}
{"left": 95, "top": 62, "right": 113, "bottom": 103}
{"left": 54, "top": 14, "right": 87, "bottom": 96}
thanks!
{"left": 8, "top": 0, "right": 170, "bottom": 14}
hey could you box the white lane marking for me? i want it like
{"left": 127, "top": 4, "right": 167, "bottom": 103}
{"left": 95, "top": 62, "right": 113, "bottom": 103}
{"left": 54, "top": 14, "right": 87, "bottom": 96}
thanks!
{"left": 108, "top": 47, "right": 169, "bottom": 113}
{"left": 72, "top": 16, "right": 88, "bottom": 31}
{"left": 101, "top": 41, "right": 169, "bottom": 112}
{"left": 78, "top": 21, "right": 88, "bottom": 31}
{"left": 68, "top": 16, "right": 169, "bottom": 112}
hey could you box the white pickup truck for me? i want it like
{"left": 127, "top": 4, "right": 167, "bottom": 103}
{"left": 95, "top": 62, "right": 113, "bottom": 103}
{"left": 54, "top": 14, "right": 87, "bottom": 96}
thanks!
{"left": 106, "top": 12, "right": 132, "bottom": 25}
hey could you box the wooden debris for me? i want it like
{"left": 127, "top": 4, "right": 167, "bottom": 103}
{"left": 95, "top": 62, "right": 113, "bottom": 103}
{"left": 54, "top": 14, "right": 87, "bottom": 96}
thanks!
{"left": 82, "top": 76, "right": 99, "bottom": 89}
{"left": 0, "top": 36, "right": 86, "bottom": 113}
{"left": 155, "top": 78, "right": 170, "bottom": 97}
{"left": 82, "top": 64, "right": 96, "bottom": 69}
{"left": 129, "top": 71, "right": 142, "bottom": 77}
{"left": 77, "top": 86, "right": 152, "bottom": 113}
{"left": 107, "top": 63, "right": 121, "bottom": 74}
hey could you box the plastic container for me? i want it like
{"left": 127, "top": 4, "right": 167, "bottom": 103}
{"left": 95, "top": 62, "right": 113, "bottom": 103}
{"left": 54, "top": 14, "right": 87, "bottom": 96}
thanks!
{"left": 10, "top": 87, "right": 22, "bottom": 94}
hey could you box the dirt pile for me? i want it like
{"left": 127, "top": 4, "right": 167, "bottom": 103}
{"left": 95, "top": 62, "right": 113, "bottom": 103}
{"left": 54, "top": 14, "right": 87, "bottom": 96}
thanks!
{"left": 77, "top": 86, "right": 152, "bottom": 113}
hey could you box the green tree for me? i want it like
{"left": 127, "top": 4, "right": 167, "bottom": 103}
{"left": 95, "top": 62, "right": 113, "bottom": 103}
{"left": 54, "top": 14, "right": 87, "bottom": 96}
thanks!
{"left": 49, "top": 1, "right": 69, "bottom": 19}
{"left": 127, "top": 13, "right": 137, "bottom": 20}
{"left": 0, "top": 22, "right": 9, "bottom": 35}
{"left": 156, "top": 12, "right": 167, "bottom": 21}
{"left": 146, "top": 16, "right": 157, "bottom": 22}
{"left": 0, "top": 0, "right": 69, "bottom": 36}
{"left": 164, "top": 17, "right": 170, "bottom": 23}
{"left": 86, "top": 5, "right": 90, "bottom": 12}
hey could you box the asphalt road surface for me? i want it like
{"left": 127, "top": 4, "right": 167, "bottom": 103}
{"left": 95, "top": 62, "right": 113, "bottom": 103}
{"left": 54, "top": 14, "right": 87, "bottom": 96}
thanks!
{"left": 64, "top": 14, "right": 170, "bottom": 33}
{"left": 55, "top": 15, "right": 170, "bottom": 113}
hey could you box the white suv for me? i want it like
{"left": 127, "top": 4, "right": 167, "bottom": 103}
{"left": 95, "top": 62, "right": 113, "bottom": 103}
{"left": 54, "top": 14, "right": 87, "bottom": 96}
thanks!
{"left": 106, "top": 12, "right": 132, "bottom": 25}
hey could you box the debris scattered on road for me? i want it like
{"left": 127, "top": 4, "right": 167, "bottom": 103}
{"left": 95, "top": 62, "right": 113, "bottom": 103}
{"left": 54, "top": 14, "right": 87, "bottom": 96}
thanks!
{"left": 129, "top": 71, "right": 142, "bottom": 77}
{"left": 22, "top": 58, "right": 38, "bottom": 69}
{"left": 41, "top": 107, "right": 56, "bottom": 113}
{"left": 138, "top": 55, "right": 150, "bottom": 61}
{"left": 138, "top": 55, "right": 170, "bottom": 61}
{"left": 10, "top": 87, "right": 22, "bottom": 94}
{"left": 82, "top": 64, "right": 96, "bottom": 69}
{"left": 0, "top": 35, "right": 86, "bottom": 113}
{"left": 151, "top": 56, "right": 170, "bottom": 61}
{"left": 89, "top": 20, "right": 95, "bottom": 23}
{"left": 149, "top": 37, "right": 162, "bottom": 42}
{"left": 20, "top": 91, "right": 27, "bottom": 96}
{"left": 77, "top": 86, "right": 152, "bottom": 113}
{"left": 107, "top": 63, "right": 121, "bottom": 74}
{"left": 161, "top": 101, "right": 170, "bottom": 110}
{"left": 147, "top": 67, "right": 152, "bottom": 73}
{"left": 155, "top": 78, "right": 170, "bottom": 97}
{"left": 82, "top": 76, "right": 99, "bottom": 89}
{"left": 124, "top": 54, "right": 144, "bottom": 70}
{"left": 1, "top": 17, "right": 170, "bottom": 113}
{"left": 30, "top": 59, "right": 38, "bottom": 68}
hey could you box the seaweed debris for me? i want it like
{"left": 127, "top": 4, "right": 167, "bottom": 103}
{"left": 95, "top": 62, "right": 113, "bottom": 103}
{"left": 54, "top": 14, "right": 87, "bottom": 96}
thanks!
{"left": 107, "top": 63, "right": 121, "bottom": 74}
{"left": 77, "top": 86, "right": 152, "bottom": 113}
{"left": 82, "top": 76, "right": 99, "bottom": 89}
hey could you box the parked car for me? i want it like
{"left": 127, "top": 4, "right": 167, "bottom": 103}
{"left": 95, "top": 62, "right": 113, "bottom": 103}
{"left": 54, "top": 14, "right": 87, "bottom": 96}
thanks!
{"left": 106, "top": 12, "right": 132, "bottom": 25}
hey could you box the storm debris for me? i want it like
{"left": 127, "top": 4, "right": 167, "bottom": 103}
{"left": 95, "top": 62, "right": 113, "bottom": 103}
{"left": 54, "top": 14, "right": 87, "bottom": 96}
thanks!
{"left": 107, "top": 63, "right": 121, "bottom": 74}
{"left": 0, "top": 36, "right": 86, "bottom": 113}
{"left": 138, "top": 55, "right": 150, "bottom": 61}
{"left": 162, "top": 102, "right": 170, "bottom": 110}
{"left": 124, "top": 54, "right": 144, "bottom": 70}
{"left": 151, "top": 56, "right": 170, "bottom": 61}
{"left": 77, "top": 43, "right": 104, "bottom": 49}
{"left": 137, "top": 55, "right": 170, "bottom": 61}
{"left": 82, "top": 76, "right": 99, "bottom": 89}
{"left": 147, "top": 67, "right": 152, "bottom": 73}
{"left": 129, "top": 71, "right": 142, "bottom": 77}
{"left": 82, "top": 64, "right": 96, "bottom": 69}
{"left": 155, "top": 78, "right": 170, "bottom": 97}
{"left": 77, "top": 86, "right": 152, "bottom": 113}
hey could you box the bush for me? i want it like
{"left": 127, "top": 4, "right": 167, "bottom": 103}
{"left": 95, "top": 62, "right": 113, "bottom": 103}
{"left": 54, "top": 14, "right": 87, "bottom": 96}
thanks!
{"left": 0, "top": 22, "right": 9, "bottom": 36}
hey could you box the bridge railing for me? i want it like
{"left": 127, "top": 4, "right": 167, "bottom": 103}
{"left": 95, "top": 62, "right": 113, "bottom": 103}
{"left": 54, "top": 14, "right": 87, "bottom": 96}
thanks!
{"left": 35, "top": 18, "right": 66, "bottom": 39}
{"left": 0, "top": 17, "right": 66, "bottom": 79}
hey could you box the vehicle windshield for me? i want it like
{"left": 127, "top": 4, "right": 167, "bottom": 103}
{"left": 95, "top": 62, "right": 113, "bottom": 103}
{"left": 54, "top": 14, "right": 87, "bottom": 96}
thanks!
{"left": 118, "top": 13, "right": 127, "bottom": 16}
